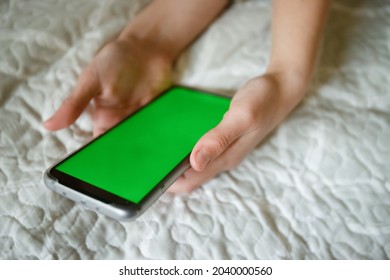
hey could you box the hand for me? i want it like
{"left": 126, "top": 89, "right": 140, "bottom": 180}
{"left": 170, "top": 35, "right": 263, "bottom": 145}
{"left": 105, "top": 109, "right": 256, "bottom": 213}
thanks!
{"left": 168, "top": 73, "right": 306, "bottom": 193}
{"left": 44, "top": 38, "right": 172, "bottom": 136}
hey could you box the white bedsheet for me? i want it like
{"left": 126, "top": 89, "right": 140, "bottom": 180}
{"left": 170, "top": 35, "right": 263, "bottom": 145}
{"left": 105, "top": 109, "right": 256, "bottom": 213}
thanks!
{"left": 1, "top": 0, "right": 389, "bottom": 259}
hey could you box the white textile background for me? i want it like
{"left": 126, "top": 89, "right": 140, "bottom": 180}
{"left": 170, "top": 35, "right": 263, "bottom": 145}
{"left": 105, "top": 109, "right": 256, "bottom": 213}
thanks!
{"left": 0, "top": 0, "right": 389, "bottom": 259}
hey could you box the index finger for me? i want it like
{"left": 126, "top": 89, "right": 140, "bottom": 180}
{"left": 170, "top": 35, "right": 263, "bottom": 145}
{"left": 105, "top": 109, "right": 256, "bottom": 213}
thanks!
{"left": 44, "top": 65, "right": 99, "bottom": 131}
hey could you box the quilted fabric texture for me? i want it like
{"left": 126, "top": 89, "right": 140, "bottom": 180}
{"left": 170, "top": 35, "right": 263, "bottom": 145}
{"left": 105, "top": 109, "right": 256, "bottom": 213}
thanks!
{"left": 0, "top": 0, "right": 389, "bottom": 259}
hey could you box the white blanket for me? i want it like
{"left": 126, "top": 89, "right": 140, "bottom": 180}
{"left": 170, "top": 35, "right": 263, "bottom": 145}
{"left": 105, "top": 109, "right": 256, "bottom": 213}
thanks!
{"left": 1, "top": 0, "right": 389, "bottom": 259}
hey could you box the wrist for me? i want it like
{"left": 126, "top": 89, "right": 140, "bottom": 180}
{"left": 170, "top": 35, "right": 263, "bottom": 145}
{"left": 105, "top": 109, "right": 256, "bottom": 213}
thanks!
{"left": 117, "top": 0, "right": 229, "bottom": 63}
{"left": 118, "top": 23, "right": 178, "bottom": 64}
{"left": 265, "top": 63, "right": 312, "bottom": 99}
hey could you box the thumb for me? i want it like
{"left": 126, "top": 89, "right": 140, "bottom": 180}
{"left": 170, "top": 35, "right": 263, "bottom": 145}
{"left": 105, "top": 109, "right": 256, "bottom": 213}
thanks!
{"left": 190, "top": 107, "right": 251, "bottom": 171}
{"left": 44, "top": 66, "right": 98, "bottom": 131}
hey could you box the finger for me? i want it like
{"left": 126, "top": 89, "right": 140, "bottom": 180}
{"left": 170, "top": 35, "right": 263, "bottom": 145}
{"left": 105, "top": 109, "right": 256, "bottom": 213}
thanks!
{"left": 190, "top": 105, "right": 253, "bottom": 172}
{"left": 92, "top": 103, "right": 139, "bottom": 137}
{"left": 44, "top": 66, "right": 99, "bottom": 131}
{"left": 169, "top": 127, "right": 261, "bottom": 194}
{"left": 92, "top": 83, "right": 162, "bottom": 137}
{"left": 167, "top": 165, "right": 220, "bottom": 194}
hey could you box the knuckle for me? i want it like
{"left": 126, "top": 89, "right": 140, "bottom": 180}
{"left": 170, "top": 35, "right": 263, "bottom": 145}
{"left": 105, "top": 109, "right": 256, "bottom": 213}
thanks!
{"left": 230, "top": 102, "right": 257, "bottom": 130}
{"left": 239, "top": 108, "right": 257, "bottom": 129}
{"left": 208, "top": 131, "right": 230, "bottom": 154}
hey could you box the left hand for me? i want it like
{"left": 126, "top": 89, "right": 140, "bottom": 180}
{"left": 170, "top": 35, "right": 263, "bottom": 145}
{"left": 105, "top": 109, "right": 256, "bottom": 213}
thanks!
{"left": 44, "top": 39, "right": 173, "bottom": 136}
{"left": 168, "top": 72, "right": 306, "bottom": 193}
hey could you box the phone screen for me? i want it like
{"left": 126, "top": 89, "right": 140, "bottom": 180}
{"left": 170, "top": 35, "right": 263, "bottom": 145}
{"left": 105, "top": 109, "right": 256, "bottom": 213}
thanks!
{"left": 53, "top": 86, "right": 230, "bottom": 204}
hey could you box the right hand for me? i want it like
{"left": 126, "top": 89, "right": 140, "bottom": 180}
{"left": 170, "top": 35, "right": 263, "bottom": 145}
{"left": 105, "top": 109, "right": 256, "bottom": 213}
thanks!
{"left": 44, "top": 39, "right": 173, "bottom": 136}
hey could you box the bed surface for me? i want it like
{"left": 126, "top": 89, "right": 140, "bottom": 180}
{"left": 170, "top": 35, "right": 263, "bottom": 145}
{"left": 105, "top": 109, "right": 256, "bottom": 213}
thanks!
{"left": 1, "top": 0, "right": 389, "bottom": 259}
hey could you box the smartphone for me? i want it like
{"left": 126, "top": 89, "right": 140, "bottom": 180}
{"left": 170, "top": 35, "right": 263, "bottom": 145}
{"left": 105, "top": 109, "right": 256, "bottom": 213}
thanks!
{"left": 44, "top": 85, "right": 231, "bottom": 221}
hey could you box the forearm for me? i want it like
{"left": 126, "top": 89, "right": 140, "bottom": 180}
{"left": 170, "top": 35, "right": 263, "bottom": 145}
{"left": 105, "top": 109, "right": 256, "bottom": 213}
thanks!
{"left": 118, "top": 0, "right": 229, "bottom": 62}
{"left": 267, "top": 0, "right": 331, "bottom": 95}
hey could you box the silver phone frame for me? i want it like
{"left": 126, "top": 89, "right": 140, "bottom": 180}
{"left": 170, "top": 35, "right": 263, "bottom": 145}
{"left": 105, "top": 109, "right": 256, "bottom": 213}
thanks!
{"left": 44, "top": 158, "right": 190, "bottom": 221}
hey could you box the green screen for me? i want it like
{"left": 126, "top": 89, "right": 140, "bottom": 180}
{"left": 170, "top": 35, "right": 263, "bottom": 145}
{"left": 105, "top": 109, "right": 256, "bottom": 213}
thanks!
{"left": 55, "top": 86, "right": 230, "bottom": 204}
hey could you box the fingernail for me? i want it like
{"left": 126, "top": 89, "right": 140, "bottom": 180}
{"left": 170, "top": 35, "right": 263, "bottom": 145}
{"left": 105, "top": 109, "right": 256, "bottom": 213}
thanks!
{"left": 196, "top": 150, "right": 210, "bottom": 170}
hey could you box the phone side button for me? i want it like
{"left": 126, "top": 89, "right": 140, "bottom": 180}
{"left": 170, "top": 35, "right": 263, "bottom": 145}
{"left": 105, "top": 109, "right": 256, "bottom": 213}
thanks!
{"left": 161, "top": 184, "right": 167, "bottom": 193}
